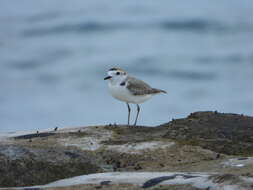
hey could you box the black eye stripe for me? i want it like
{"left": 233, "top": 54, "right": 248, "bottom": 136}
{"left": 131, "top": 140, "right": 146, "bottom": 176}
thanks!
{"left": 116, "top": 72, "right": 120, "bottom": 75}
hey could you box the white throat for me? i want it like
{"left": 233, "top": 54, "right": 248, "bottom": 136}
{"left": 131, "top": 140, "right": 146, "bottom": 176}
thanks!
{"left": 109, "top": 75, "right": 128, "bottom": 86}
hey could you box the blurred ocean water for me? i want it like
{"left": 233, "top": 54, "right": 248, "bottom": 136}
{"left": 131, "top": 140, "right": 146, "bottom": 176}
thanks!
{"left": 1, "top": 0, "right": 253, "bottom": 132}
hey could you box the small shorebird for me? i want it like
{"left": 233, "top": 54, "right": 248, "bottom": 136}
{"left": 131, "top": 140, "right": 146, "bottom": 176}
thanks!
{"left": 104, "top": 68, "right": 166, "bottom": 126}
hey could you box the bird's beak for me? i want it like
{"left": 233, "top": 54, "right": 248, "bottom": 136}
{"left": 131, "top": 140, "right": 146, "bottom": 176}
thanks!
{"left": 104, "top": 76, "right": 112, "bottom": 80}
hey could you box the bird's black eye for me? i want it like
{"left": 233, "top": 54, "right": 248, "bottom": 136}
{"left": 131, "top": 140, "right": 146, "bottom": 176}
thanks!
{"left": 116, "top": 72, "right": 120, "bottom": 75}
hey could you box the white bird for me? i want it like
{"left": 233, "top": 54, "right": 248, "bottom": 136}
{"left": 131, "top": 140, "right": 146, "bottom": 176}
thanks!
{"left": 104, "top": 68, "right": 167, "bottom": 126}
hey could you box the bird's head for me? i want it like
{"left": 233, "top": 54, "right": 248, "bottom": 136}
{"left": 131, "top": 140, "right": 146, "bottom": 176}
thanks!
{"left": 104, "top": 68, "right": 127, "bottom": 82}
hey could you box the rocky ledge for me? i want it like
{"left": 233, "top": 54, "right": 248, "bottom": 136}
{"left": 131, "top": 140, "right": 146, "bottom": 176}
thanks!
{"left": 0, "top": 111, "right": 253, "bottom": 190}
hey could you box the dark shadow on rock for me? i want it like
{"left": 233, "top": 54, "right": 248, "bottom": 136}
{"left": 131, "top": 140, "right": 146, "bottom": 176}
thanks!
{"left": 142, "top": 174, "right": 200, "bottom": 188}
{"left": 100, "top": 181, "right": 111, "bottom": 185}
{"left": 14, "top": 132, "right": 55, "bottom": 140}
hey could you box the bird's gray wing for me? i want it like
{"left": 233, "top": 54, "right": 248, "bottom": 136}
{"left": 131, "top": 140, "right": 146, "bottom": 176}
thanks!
{"left": 126, "top": 76, "right": 166, "bottom": 96}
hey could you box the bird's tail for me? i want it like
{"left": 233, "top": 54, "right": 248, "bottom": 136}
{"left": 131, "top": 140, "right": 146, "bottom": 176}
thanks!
{"left": 152, "top": 88, "right": 167, "bottom": 94}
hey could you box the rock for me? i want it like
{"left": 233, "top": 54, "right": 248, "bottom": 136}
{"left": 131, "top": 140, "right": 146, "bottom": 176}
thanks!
{"left": 0, "top": 144, "right": 101, "bottom": 187}
{"left": 43, "top": 184, "right": 203, "bottom": 190}
{"left": 162, "top": 111, "right": 253, "bottom": 155}
{"left": 1, "top": 111, "right": 253, "bottom": 189}
{"left": 37, "top": 172, "right": 253, "bottom": 190}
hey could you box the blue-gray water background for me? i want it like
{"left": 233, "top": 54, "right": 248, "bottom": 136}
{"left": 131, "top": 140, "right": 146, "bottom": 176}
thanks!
{"left": 1, "top": 0, "right": 253, "bottom": 132}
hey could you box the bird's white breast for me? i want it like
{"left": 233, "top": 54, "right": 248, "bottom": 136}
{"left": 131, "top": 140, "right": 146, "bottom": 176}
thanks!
{"left": 108, "top": 83, "right": 152, "bottom": 104}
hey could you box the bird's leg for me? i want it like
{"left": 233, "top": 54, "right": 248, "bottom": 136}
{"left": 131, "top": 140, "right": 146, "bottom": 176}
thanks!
{"left": 126, "top": 103, "right": 131, "bottom": 126}
{"left": 134, "top": 104, "right": 140, "bottom": 126}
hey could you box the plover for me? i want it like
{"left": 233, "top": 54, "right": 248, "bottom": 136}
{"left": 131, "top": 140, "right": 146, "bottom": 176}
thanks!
{"left": 104, "top": 68, "right": 166, "bottom": 126}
